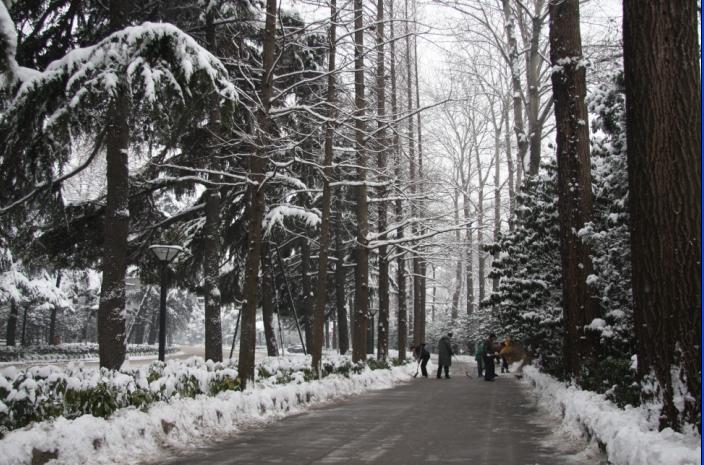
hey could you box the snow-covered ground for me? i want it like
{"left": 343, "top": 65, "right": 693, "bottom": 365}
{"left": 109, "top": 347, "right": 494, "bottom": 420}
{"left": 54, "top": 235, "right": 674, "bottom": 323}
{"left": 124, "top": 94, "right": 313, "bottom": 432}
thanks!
{"left": 0, "top": 355, "right": 413, "bottom": 465}
{"left": 521, "top": 365, "right": 701, "bottom": 465}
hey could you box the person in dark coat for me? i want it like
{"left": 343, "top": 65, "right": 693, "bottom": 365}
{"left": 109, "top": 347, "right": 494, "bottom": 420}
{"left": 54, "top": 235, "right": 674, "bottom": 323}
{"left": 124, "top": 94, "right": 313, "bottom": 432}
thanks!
{"left": 436, "top": 332, "right": 454, "bottom": 379}
{"left": 483, "top": 333, "right": 498, "bottom": 381}
{"left": 419, "top": 342, "right": 431, "bottom": 377}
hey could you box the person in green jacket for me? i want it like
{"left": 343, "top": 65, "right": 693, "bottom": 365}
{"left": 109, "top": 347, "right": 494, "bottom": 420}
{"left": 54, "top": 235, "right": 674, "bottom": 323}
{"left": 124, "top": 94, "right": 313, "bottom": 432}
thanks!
{"left": 475, "top": 340, "right": 486, "bottom": 377}
{"left": 436, "top": 332, "right": 454, "bottom": 379}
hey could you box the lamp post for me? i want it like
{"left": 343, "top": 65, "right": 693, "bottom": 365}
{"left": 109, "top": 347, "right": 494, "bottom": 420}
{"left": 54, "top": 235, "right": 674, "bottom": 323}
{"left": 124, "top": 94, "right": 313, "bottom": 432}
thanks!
{"left": 149, "top": 244, "right": 183, "bottom": 361}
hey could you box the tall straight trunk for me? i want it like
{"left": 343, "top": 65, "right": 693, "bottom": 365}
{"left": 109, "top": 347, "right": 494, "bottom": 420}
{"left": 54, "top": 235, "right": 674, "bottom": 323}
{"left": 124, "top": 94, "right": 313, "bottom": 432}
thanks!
{"left": 450, "top": 191, "right": 462, "bottom": 321}
{"left": 261, "top": 249, "right": 279, "bottom": 357}
{"left": 504, "top": 102, "right": 515, "bottom": 230}
{"left": 20, "top": 305, "right": 28, "bottom": 346}
{"left": 413, "top": 18, "right": 426, "bottom": 344}
{"left": 405, "top": 0, "right": 421, "bottom": 347}
{"left": 526, "top": 0, "right": 545, "bottom": 176}
{"left": 351, "top": 0, "right": 369, "bottom": 363}
{"left": 493, "top": 125, "right": 501, "bottom": 293}
{"left": 463, "top": 193, "right": 474, "bottom": 314}
{"left": 501, "top": 0, "right": 528, "bottom": 175}
{"left": 475, "top": 149, "right": 486, "bottom": 304}
{"left": 6, "top": 300, "right": 17, "bottom": 346}
{"left": 430, "top": 264, "right": 436, "bottom": 321}
{"left": 97, "top": 0, "right": 130, "bottom": 370}
{"left": 301, "top": 238, "right": 313, "bottom": 351}
{"left": 623, "top": 0, "right": 701, "bottom": 431}
{"left": 390, "top": 0, "right": 407, "bottom": 361}
{"left": 548, "top": 0, "right": 596, "bottom": 380}
{"left": 334, "top": 192, "right": 349, "bottom": 354}
{"left": 238, "top": 0, "right": 277, "bottom": 386}
{"left": 375, "top": 0, "right": 390, "bottom": 361}
{"left": 312, "top": 0, "right": 338, "bottom": 374}
{"left": 203, "top": 6, "right": 223, "bottom": 363}
{"left": 48, "top": 271, "right": 62, "bottom": 344}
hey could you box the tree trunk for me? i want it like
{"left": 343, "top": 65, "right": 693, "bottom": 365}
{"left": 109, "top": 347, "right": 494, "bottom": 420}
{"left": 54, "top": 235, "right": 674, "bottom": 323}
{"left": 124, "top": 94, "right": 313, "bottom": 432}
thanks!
{"left": 20, "top": 305, "right": 28, "bottom": 346}
{"left": 203, "top": 6, "right": 223, "bottom": 364}
{"left": 501, "top": 0, "right": 528, "bottom": 175}
{"left": 48, "top": 271, "right": 62, "bottom": 345}
{"left": 476, "top": 149, "right": 486, "bottom": 304}
{"left": 97, "top": 0, "right": 130, "bottom": 370}
{"left": 413, "top": 17, "right": 426, "bottom": 345}
{"left": 261, "top": 249, "right": 279, "bottom": 357}
{"left": 334, "top": 192, "right": 349, "bottom": 354}
{"left": 238, "top": 0, "right": 277, "bottom": 387}
{"left": 374, "top": 0, "right": 390, "bottom": 362}
{"left": 6, "top": 300, "right": 17, "bottom": 346}
{"left": 351, "top": 0, "right": 369, "bottom": 363}
{"left": 451, "top": 191, "right": 462, "bottom": 321}
{"left": 311, "top": 0, "right": 337, "bottom": 374}
{"left": 623, "top": 0, "right": 701, "bottom": 432}
{"left": 492, "top": 121, "right": 501, "bottom": 293}
{"left": 526, "top": 0, "right": 546, "bottom": 176}
{"left": 463, "top": 193, "right": 474, "bottom": 315}
{"left": 504, "top": 101, "right": 515, "bottom": 230}
{"left": 301, "top": 238, "right": 313, "bottom": 352}
{"left": 548, "top": 0, "right": 596, "bottom": 380}
{"left": 405, "top": 0, "right": 421, "bottom": 348}
{"left": 390, "top": 0, "right": 407, "bottom": 361}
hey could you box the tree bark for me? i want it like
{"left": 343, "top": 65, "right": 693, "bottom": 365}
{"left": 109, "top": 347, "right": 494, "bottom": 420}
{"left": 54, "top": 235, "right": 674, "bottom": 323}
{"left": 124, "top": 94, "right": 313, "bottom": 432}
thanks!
{"left": 475, "top": 147, "right": 486, "bottom": 304}
{"left": 413, "top": 14, "right": 426, "bottom": 345}
{"left": 504, "top": 101, "right": 515, "bottom": 230}
{"left": 526, "top": 0, "right": 546, "bottom": 176}
{"left": 623, "top": 0, "right": 701, "bottom": 431}
{"left": 311, "top": 0, "right": 337, "bottom": 374}
{"left": 97, "top": 0, "right": 130, "bottom": 370}
{"left": 238, "top": 0, "right": 277, "bottom": 387}
{"left": 463, "top": 193, "right": 474, "bottom": 315}
{"left": 501, "top": 0, "right": 528, "bottom": 175}
{"left": 451, "top": 190, "right": 462, "bottom": 321}
{"left": 334, "top": 191, "right": 349, "bottom": 355}
{"left": 351, "top": 0, "right": 369, "bottom": 363}
{"left": 405, "top": 0, "right": 421, "bottom": 348}
{"left": 493, "top": 121, "right": 501, "bottom": 293}
{"left": 6, "top": 300, "right": 17, "bottom": 346}
{"left": 301, "top": 238, "right": 313, "bottom": 352}
{"left": 548, "top": 0, "right": 596, "bottom": 380}
{"left": 203, "top": 6, "right": 223, "bottom": 364}
{"left": 375, "top": 0, "right": 390, "bottom": 361}
{"left": 261, "top": 249, "right": 279, "bottom": 357}
{"left": 390, "top": 0, "right": 407, "bottom": 361}
{"left": 48, "top": 271, "right": 62, "bottom": 345}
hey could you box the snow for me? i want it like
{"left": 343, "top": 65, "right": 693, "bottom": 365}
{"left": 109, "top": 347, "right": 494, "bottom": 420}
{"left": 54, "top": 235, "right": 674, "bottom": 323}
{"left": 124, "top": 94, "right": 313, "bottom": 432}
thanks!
{"left": 0, "top": 356, "right": 413, "bottom": 465}
{"left": 522, "top": 366, "right": 701, "bottom": 465}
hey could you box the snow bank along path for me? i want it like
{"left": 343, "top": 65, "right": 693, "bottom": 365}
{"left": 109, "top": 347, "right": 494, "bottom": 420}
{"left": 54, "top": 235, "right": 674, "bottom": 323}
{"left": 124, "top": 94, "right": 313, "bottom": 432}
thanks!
{"left": 522, "top": 366, "right": 701, "bottom": 465}
{"left": 0, "top": 364, "right": 413, "bottom": 465}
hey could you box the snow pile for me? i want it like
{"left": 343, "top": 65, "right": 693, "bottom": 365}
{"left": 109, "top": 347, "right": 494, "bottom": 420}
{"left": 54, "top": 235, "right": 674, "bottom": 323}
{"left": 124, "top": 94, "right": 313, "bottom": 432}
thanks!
{"left": 0, "top": 356, "right": 412, "bottom": 465}
{"left": 523, "top": 365, "right": 701, "bottom": 465}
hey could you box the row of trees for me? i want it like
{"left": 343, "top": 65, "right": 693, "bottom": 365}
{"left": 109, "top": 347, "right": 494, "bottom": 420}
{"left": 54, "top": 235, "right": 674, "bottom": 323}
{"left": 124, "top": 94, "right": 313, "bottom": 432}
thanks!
{"left": 0, "top": 0, "right": 438, "bottom": 385}
{"left": 0, "top": 0, "right": 699, "bottom": 432}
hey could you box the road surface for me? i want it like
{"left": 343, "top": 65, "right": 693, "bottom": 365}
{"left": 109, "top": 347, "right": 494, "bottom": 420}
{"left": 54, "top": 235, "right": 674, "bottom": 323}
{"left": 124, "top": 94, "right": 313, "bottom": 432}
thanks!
{"left": 153, "top": 359, "right": 605, "bottom": 465}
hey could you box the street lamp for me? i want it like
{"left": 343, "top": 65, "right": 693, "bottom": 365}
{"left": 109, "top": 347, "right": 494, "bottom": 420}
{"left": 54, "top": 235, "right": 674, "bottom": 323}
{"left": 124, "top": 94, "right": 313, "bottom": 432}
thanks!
{"left": 149, "top": 244, "right": 183, "bottom": 361}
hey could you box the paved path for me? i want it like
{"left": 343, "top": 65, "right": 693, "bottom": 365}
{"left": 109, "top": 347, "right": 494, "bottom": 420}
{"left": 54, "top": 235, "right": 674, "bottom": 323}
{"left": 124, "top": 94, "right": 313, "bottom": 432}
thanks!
{"left": 156, "top": 359, "right": 603, "bottom": 465}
